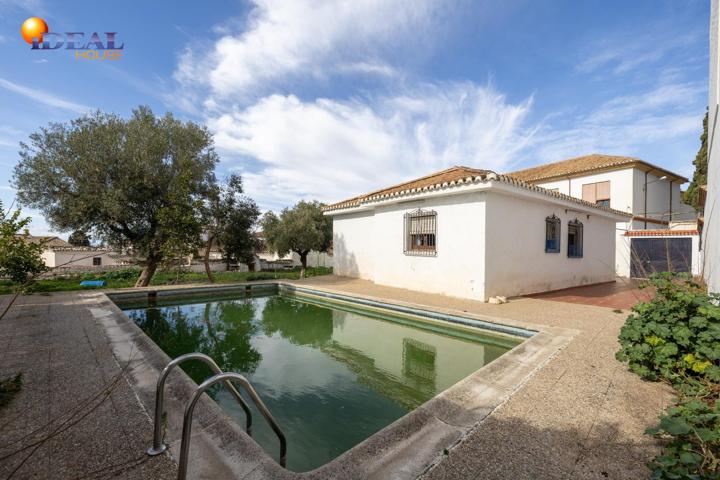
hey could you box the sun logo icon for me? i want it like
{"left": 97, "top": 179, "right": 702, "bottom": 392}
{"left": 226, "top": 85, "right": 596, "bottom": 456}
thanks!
{"left": 20, "top": 17, "right": 48, "bottom": 44}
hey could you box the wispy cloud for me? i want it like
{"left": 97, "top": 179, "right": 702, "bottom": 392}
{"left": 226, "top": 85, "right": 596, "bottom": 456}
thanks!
{"left": 208, "top": 82, "right": 535, "bottom": 210}
{"left": 528, "top": 80, "right": 705, "bottom": 166}
{"left": 576, "top": 30, "right": 700, "bottom": 77}
{"left": 0, "top": 78, "right": 91, "bottom": 114}
{"left": 0, "top": 0, "right": 47, "bottom": 15}
{"left": 175, "top": 0, "right": 444, "bottom": 106}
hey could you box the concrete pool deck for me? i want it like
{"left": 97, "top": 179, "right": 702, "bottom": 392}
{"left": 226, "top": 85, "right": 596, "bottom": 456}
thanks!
{"left": 0, "top": 276, "right": 674, "bottom": 479}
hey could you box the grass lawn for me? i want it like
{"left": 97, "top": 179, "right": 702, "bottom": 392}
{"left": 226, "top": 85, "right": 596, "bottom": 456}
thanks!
{"left": 0, "top": 266, "right": 333, "bottom": 295}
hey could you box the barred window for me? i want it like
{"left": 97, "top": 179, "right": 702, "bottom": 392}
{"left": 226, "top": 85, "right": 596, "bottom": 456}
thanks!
{"left": 545, "top": 215, "right": 561, "bottom": 253}
{"left": 568, "top": 219, "right": 583, "bottom": 258}
{"left": 404, "top": 209, "right": 437, "bottom": 256}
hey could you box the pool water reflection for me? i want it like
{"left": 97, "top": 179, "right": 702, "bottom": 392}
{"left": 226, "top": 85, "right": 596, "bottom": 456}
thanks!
{"left": 118, "top": 292, "right": 520, "bottom": 472}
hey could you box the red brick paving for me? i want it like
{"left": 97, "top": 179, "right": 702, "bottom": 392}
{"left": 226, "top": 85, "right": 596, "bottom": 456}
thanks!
{"left": 526, "top": 280, "right": 653, "bottom": 310}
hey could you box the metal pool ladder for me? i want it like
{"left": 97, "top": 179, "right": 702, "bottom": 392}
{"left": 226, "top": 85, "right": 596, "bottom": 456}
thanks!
{"left": 146, "top": 352, "right": 287, "bottom": 479}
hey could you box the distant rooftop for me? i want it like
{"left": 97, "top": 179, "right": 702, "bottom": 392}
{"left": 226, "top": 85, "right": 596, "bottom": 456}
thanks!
{"left": 18, "top": 235, "right": 71, "bottom": 248}
{"left": 506, "top": 154, "right": 689, "bottom": 184}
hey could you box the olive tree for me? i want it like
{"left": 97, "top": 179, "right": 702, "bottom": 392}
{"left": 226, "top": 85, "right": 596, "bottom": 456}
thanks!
{"left": 13, "top": 106, "right": 218, "bottom": 286}
{"left": 68, "top": 230, "right": 90, "bottom": 247}
{"left": 260, "top": 200, "right": 331, "bottom": 277}
{"left": 0, "top": 202, "right": 47, "bottom": 286}
{"left": 203, "top": 174, "right": 260, "bottom": 282}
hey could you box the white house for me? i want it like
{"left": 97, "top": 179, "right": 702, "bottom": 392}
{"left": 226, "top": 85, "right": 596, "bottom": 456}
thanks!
{"left": 324, "top": 166, "right": 630, "bottom": 302}
{"left": 506, "top": 154, "right": 698, "bottom": 277}
{"left": 24, "top": 236, "right": 130, "bottom": 270}
{"left": 705, "top": 0, "right": 720, "bottom": 293}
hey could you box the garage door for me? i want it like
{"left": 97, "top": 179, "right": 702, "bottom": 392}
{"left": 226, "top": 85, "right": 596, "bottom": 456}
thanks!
{"left": 630, "top": 237, "right": 692, "bottom": 278}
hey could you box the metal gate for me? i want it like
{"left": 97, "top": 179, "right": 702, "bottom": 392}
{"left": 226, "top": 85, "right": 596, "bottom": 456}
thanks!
{"left": 630, "top": 237, "right": 692, "bottom": 278}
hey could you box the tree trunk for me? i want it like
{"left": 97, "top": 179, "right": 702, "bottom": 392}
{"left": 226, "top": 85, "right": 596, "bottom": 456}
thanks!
{"left": 135, "top": 256, "right": 159, "bottom": 287}
{"left": 204, "top": 235, "right": 215, "bottom": 283}
{"left": 299, "top": 251, "right": 308, "bottom": 279}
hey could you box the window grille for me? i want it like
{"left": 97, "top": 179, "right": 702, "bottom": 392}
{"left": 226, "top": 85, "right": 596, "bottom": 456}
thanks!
{"left": 545, "top": 215, "right": 561, "bottom": 253}
{"left": 568, "top": 219, "right": 584, "bottom": 258}
{"left": 404, "top": 209, "right": 437, "bottom": 256}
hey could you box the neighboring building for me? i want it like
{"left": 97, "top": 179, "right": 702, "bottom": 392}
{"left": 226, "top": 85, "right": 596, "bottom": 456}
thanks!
{"left": 23, "top": 235, "right": 130, "bottom": 270}
{"left": 253, "top": 232, "right": 333, "bottom": 271}
{"left": 705, "top": 0, "right": 720, "bottom": 293}
{"left": 507, "top": 154, "right": 698, "bottom": 277}
{"left": 324, "top": 166, "right": 630, "bottom": 302}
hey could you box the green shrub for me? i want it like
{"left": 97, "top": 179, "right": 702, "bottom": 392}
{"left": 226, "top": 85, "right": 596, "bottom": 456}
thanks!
{"left": 99, "top": 268, "right": 141, "bottom": 281}
{"left": 616, "top": 273, "right": 720, "bottom": 480}
{"left": 616, "top": 272, "right": 720, "bottom": 385}
{"left": 646, "top": 398, "right": 720, "bottom": 480}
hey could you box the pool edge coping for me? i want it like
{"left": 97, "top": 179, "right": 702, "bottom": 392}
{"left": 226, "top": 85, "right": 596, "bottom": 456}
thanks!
{"left": 90, "top": 280, "right": 578, "bottom": 480}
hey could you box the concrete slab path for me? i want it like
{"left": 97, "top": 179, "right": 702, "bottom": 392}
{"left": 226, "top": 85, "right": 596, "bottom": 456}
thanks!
{"left": 0, "top": 293, "right": 176, "bottom": 480}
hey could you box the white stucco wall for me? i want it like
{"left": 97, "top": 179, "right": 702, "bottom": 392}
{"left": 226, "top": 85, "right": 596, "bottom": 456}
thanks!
{"left": 535, "top": 167, "right": 693, "bottom": 223}
{"left": 705, "top": 0, "right": 720, "bottom": 293}
{"left": 483, "top": 191, "right": 617, "bottom": 298}
{"left": 536, "top": 168, "right": 634, "bottom": 214}
{"left": 44, "top": 250, "right": 122, "bottom": 268}
{"left": 635, "top": 170, "right": 696, "bottom": 223}
{"left": 331, "top": 183, "right": 622, "bottom": 301}
{"left": 333, "top": 210, "right": 377, "bottom": 280}
{"left": 333, "top": 192, "right": 488, "bottom": 301}
{"left": 536, "top": 168, "right": 697, "bottom": 278}
{"left": 290, "top": 251, "right": 333, "bottom": 268}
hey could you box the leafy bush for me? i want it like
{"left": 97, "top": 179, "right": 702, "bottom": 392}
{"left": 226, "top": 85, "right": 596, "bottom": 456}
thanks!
{"left": 98, "top": 268, "right": 141, "bottom": 281}
{"left": 616, "top": 272, "right": 720, "bottom": 385}
{"left": 646, "top": 398, "right": 720, "bottom": 479}
{"left": 0, "top": 202, "right": 48, "bottom": 287}
{"left": 616, "top": 273, "right": 720, "bottom": 480}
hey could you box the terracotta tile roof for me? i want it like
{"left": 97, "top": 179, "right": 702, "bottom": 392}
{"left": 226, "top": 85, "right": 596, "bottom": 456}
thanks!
{"left": 625, "top": 229, "right": 699, "bottom": 237}
{"left": 323, "top": 165, "right": 631, "bottom": 218}
{"left": 17, "top": 235, "right": 71, "bottom": 248}
{"left": 50, "top": 246, "right": 113, "bottom": 252}
{"left": 324, "top": 166, "right": 490, "bottom": 211}
{"left": 506, "top": 154, "right": 689, "bottom": 183}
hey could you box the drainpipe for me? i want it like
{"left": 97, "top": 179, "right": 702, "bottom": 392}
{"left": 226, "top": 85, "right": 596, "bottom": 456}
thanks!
{"left": 669, "top": 181, "right": 673, "bottom": 225}
{"left": 644, "top": 171, "right": 648, "bottom": 229}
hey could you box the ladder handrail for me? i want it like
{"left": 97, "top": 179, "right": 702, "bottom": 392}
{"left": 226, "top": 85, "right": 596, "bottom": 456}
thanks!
{"left": 147, "top": 352, "right": 253, "bottom": 456}
{"left": 178, "top": 372, "right": 287, "bottom": 480}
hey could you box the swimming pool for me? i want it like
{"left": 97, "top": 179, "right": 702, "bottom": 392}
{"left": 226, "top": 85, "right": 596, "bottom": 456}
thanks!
{"left": 114, "top": 287, "right": 524, "bottom": 472}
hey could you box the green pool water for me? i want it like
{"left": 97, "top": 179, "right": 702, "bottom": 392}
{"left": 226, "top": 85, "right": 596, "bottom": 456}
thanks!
{"left": 117, "top": 291, "right": 521, "bottom": 472}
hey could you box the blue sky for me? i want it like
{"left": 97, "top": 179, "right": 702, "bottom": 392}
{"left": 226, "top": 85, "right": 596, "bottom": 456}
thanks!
{"left": 0, "top": 0, "right": 709, "bottom": 236}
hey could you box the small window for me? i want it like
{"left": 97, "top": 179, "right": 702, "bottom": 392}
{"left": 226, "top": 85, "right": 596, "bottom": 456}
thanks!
{"left": 92, "top": 257, "right": 102, "bottom": 266}
{"left": 568, "top": 219, "right": 583, "bottom": 258}
{"left": 404, "top": 209, "right": 437, "bottom": 256}
{"left": 595, "top": 199, "right": 610, "bottom": 208}
{"left": 582, "top": 181, "right": 610, "bottom": 207}
{"left": 545, "top": 215, "right": 561, "bottom": 253}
